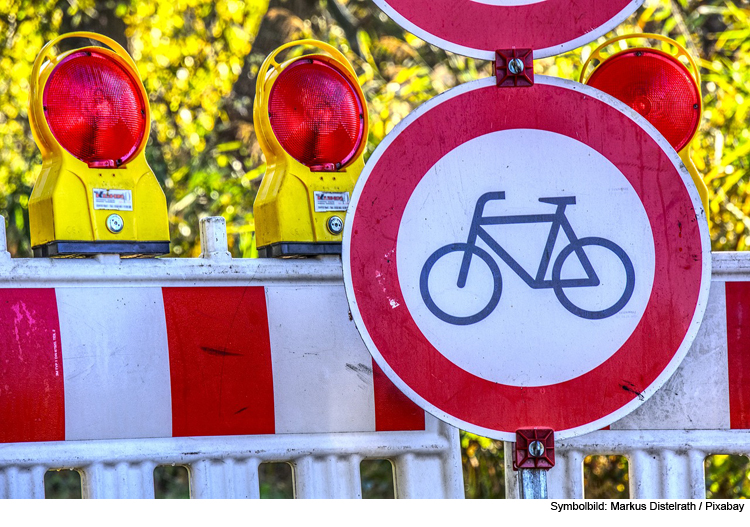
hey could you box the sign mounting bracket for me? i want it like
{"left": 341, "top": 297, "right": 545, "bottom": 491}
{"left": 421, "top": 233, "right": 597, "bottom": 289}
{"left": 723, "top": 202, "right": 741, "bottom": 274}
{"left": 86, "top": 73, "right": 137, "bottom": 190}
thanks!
{"left": 495, "top": 48, "right": 534, "bottom": 87}
{"left": 514, "top": 427, "right": 555, "bottom": 499}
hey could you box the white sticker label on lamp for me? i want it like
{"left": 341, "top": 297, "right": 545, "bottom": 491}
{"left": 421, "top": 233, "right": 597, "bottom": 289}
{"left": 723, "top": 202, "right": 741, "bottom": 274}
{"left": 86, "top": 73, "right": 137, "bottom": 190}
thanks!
{"left": 314, "top": 191, "right": 350, "bottom": 212}
{"left": 93, "top": 189, "right": 133, "bottom": 211}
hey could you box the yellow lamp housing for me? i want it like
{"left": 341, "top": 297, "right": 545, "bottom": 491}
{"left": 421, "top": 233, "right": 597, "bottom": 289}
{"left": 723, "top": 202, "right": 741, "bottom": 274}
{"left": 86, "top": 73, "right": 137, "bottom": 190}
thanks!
{"left": 580, "top": 34, "right": 708, "bottom": 211}
{"left": 28, "top": 32, "right": 169, "bottom": 257}
{"left": 253, "top": 40, "right": 369, "bottom": 258}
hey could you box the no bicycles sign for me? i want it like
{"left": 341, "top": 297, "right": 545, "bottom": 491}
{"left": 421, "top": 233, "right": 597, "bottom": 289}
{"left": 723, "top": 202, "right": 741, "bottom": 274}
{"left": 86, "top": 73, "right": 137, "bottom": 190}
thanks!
{"left": 342, "top": 76, "right": 711, "bottom": 440}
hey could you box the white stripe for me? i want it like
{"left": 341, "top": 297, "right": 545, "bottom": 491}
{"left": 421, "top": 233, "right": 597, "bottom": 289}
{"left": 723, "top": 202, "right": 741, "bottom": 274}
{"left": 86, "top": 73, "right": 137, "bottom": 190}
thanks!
{"left": 266, "top": 285, "right": 376, "bottom": 433}
{"left": 58, "top": 287, "right": 172, "bottom": 440}
{"left": 612, "top": 281, "right": 730, "bottom": 430}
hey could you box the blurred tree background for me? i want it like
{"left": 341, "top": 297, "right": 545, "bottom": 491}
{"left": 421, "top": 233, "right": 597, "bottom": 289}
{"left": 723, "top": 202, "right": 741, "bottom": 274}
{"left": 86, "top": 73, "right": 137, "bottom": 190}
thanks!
{"left": 2, "top": 0, "right": 749, "bottom": 498}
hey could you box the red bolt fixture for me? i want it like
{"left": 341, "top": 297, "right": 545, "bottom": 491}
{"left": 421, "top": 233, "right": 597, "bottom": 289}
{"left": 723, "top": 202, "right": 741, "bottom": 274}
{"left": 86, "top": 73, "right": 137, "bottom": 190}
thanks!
{"left": 495, "top": 48, "right": 534, "bottom": 87}
{"left": 514, "top": 428, "right": 555, "bottom": 470}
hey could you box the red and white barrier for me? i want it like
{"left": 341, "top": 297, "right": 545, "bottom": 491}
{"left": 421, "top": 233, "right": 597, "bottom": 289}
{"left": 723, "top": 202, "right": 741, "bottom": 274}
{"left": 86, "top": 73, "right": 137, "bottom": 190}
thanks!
{"left": 0, "top": 282, "right": 424, "bottom": 444}
{"left": 2, "top": 257, "right": 750, "bottom": 445}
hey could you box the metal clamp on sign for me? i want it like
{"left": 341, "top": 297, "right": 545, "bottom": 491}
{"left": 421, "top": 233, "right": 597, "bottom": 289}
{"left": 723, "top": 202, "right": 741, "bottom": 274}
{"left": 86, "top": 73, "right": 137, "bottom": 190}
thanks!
{"left": 253, "top": 39, "right": 369, "bottom": 258}
{"left": 29, "top": 32, "right": 169, "bottom": 257}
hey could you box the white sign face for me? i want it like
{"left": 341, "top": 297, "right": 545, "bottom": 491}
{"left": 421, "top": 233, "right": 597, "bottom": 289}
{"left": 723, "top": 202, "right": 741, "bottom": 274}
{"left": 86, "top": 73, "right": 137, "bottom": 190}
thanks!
{"left": 372, "top": 0, "right": 644, "bottom": 59}
{"left": 343, "top": 76, "right": 711, "bottom": 440}
{"left": 397, "top": 129, "right": 655, "bottom": 387}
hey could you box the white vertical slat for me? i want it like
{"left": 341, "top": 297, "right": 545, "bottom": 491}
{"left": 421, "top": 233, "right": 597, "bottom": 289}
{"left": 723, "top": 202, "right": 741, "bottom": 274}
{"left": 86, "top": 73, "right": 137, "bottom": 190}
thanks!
{"left": 393, "top": 453, "right": 451, "bottom": 499}
{"left": 0, "top": 466, "right": 6, "bottom": 498}
{"left": 547, "top": 450, "right": 584, "bottom": 499}
{"left": 644, "top": 449, "right": 707, "bottom": 499}
{"left": 190, "top": 458, "right": 262, "bottom": 499}
{"left": 229, "top": 458, "right": 262, "bottom": 499}
{"left": 82, "top": 461, "right": 155, "bottom": 498}
{"left": 503, "top": 442, "right": 519, "bottom": 499}
{"left": 688, "top": 450, "right": 707, "bottom": 499}
{"left": 437, "top": 421, "right": 465, "bottom": 499}
{"left": 0, "top": 465, "right": 46, "bottom": 498}
{"left": 659, "top": 450, "right": 691, "bottom": 499}
{"left": 266, "top": 286, "right": 377, "bottom": 435}
{"left": 653, "top": 449, "right": 707, "bottom": 499}
{"left": 57, "top": 287, "right": 172, "bottom": 441}
{"left": 629, "top": 450, "right": 663, "bottom": 499}
{"left": 294, "top": 455, "right": 362, "bottom": 499}
{"left": 190, "top": 459, "right": 227, "bottom": 499}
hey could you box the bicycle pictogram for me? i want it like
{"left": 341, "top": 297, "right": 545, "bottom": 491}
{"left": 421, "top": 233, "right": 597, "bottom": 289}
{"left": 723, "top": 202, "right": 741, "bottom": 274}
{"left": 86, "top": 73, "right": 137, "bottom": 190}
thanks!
{"left": 419, "top": 192, "right": 635, "bottom": 325}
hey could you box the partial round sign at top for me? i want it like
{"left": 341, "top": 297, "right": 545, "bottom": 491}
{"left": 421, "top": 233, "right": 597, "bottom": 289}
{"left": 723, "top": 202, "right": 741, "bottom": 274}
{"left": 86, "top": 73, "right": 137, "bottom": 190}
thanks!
{"left": 343, "top": 76, "right": 711, "bottom": 440}
{"left": 372, "top": 0, "right": 645, "bottom": 59}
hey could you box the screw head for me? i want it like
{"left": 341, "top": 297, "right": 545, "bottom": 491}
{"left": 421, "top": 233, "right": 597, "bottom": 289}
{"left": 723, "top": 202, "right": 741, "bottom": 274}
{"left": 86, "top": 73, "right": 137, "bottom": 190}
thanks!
{"left": 508, "top": 58, "right": 525, "bottom": 75}
{"left": 106, "top": 213, "right": 124, "bottom": 234}
{"left": 528, "top": 440, "right": 545, "bottom": 457}
{"left": 327, "top": 215, "right": 344, "bottom": 235}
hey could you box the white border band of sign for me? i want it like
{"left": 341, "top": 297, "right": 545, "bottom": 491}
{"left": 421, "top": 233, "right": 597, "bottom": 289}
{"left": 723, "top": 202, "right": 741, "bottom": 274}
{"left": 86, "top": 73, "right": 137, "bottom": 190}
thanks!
{"left": 342, "top": 75, "right": 711, "bottom": 440}
{"left": 372, "top": 0, "right": 645, "bottom": 60}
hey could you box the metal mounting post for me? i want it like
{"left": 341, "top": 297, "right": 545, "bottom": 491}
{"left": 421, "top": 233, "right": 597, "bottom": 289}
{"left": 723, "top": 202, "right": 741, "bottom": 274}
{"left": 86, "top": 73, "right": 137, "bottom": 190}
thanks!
{"left": 514, "top": 428, "right": 555, "bottom": 499}
{"left": 0, "top": 217, "right": 10, "bottom": 262}
{"left": 199, "top": 217, "right": 232, "bottom": 261}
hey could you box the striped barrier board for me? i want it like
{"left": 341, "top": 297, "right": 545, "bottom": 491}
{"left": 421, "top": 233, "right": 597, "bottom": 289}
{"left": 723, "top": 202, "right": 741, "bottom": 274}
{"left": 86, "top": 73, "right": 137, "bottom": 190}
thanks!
{"left": 0, "top": 261, "right": 425, "bottom": 444}
{"left": 0, "top": 242, "right": 749, "bottom": 445}
{"left": 0, "top": 221, "right": 467, "bottom": 499}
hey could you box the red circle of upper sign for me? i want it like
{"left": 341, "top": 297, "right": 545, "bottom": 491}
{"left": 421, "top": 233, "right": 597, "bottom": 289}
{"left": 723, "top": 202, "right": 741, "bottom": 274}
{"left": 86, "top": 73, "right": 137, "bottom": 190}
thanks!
{"left": 372, "top": 0, "right": 645, "bottom": 59}
{"left": 343, "top": 76, "right": 710, "bottom": 440}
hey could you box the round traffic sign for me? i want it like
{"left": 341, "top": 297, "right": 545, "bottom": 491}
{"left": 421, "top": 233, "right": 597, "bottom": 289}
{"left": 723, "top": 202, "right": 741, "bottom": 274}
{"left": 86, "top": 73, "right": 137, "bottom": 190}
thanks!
{"left": 372, "top": 0, "right": 644, "bottom": 59}
{"left": 343, "top": 76, "right": 710, "bottom": 440}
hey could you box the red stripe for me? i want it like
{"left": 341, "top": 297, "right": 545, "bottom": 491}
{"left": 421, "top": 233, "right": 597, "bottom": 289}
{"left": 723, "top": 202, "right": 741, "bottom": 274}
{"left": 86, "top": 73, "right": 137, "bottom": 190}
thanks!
{"left": 0, "top": 289, "right": 64, "bottom": 443}
{"left": 163, "top": 287, "right": 275, "bottom": 436}
{"left": 372, "top": 359, "right": 425, "bottom": 431}
{"left": 726, "top": 282, "right": 750, "bottom": 429}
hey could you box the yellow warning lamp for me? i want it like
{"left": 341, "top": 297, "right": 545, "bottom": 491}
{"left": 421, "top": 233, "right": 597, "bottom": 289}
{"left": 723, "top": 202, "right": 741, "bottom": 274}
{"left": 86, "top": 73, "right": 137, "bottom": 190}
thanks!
{"left": 28, "top": 32, "right": 169, "bottom": 257}
{"left": 580, "top": 34, "right": 708, "bottom": 210}
{"left": 254, "top": 40, "right": 368, "bottom": 258}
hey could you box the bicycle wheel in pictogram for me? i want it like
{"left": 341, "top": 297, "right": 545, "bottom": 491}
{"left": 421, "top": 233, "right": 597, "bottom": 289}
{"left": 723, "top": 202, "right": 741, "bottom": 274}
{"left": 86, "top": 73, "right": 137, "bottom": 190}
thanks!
{"left": 419, "top": 243, "right": 502, "bottom": 326}
{"left": 552, "top": 237, "right": 635, "bottom": 320}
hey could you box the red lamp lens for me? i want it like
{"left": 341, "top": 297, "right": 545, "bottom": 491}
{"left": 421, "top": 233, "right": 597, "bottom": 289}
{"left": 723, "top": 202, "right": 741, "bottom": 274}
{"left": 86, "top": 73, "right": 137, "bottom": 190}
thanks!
{"left": 586, "top": 49, "right": 700, "bottom": 152}
{"left": 43, "top": 50, "right": 147, "bottom": 167}
{"left": 268, "top": 59, "right": 364, "bottom": 170}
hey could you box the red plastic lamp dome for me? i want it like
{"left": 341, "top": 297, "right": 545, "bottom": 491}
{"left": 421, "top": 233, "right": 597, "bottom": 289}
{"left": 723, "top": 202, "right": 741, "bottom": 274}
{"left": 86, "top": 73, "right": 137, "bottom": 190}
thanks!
{"left": 586, "top": 49, "right": 700, "bottom": 152}
{"left": 268, "top": 58, "right": 364, "bottom": 171}
{"left": 43, "top": 50, "right": 147, "bottom": 168}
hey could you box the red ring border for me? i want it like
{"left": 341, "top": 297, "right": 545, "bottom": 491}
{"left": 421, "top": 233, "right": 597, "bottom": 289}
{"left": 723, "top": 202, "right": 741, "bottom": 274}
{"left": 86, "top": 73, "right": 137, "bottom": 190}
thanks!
{"left": 377, "top": 0, "right": 639, "bottom": 57}
{"left": 347, "top": 79, "right": 705, "bottom": 436}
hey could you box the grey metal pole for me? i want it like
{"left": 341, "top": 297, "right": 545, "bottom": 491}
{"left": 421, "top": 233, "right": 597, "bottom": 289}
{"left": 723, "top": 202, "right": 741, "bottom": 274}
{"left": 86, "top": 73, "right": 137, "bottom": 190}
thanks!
{"left": 519, "top": 468, "right": 548, "bottom": 499}
{"left": 514, "top": 434, "right": 553, "bottom": 499}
